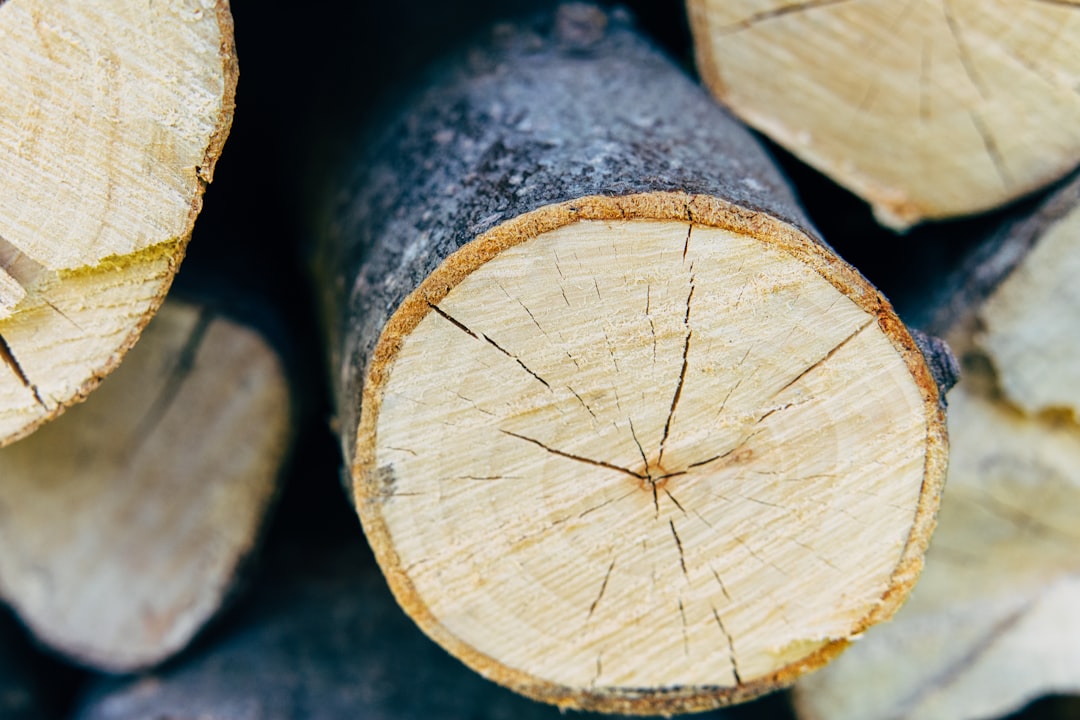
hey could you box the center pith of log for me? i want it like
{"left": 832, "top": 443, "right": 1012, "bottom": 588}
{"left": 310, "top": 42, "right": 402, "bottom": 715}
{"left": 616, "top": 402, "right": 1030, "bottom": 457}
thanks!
{"left": 356, "top": 202, "right": 939, "bottom": 709}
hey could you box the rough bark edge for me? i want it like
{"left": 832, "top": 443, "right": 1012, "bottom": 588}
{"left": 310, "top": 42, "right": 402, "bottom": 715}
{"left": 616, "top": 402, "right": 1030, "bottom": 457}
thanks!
{"left": 351, "top": 190, "right": 949, "bottom": 715}
{"left": 0, "top": 0, "right": 238, "bottom": 448}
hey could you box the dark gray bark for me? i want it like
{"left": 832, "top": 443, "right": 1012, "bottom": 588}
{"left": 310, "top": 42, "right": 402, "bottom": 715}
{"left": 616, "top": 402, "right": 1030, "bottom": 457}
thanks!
{"left": 312, "top": 3, "right": 819, "bottom": 467}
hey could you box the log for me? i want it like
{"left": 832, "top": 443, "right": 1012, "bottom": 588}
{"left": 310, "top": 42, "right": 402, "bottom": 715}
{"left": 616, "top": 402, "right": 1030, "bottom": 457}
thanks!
{"left": 793, "top": 174, "right": 1080, "bottom": 720}
{"left": 314, "top": 4, "right": 952, "bottom": 714}
{"left": 0, "top": 295, "right": 294, "bottom": 672}
{"left": 0, "top": 0, "right": 236, "bottom": 445}
{"left": 686, "top": 1, "right": 1080, "bottom": 229}
{"left": 72, "top": 536, "right": 738, "bottom": 720}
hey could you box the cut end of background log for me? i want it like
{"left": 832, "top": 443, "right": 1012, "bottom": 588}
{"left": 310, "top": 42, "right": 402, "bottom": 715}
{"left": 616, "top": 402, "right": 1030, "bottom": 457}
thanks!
{"left": 319, "top": 6, "right": 951, "bottom": 713}
{"left": 0, "top": 297, "right": 293, "bottom": 672}
{"left": 687, "top": 1, "right": 1080, "bottom": 229}
{"left": 0, "top": 0, "right": 237, "bottom": 445}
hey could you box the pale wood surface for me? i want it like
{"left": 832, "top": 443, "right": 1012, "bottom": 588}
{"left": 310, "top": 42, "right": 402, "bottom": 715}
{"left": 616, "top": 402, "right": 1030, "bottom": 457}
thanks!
{"left": 795, "top": 384, "right": 1080, "bottom": 720}
{"left": 0, "top": 0, "right": 236, "bottom": 444}
{"left": 976, "top": 204, "right": 1080, "bottom": 416}
{"left": 0, "top": 299, "right": 292, "bottom": 672}
{"left": 794, "top": 175, "right": 1080, "bottom": 720}
{"left": 320, "top": 6, "right": 948, "bottom": 712}
{"left": 688, "top": 0, "right": 1080, "bottom": 229}
{"left": 373, "top": 219, "right": 932, "bottom": 691}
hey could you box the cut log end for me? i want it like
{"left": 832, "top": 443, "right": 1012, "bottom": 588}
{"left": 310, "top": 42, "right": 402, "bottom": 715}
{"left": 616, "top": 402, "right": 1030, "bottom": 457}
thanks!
{"left": 0, "top": 0, "right": 237, "bottom": 445}
{"left": 354, "top": 193, "right": 948, "bottom": 714}
{"left": 0, "top": 239, "right": 186, "bottom": 446}
{"left": 0, "top": 298, "right": 293, "bottom": 672}
{"left": 688, "top": 0, "right": 1080, "bottom": 228}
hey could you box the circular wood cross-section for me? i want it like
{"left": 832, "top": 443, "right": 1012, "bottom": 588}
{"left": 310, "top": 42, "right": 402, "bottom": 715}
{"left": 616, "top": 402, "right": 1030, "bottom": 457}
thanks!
{"left": 356, "top": 201, "right": 946, "bottom": 714}
{"left": 688, "top": 0, "right": 1080, "bottom": 228}
{"left": 0, "top": 0, "right": 236, "bottom": 444}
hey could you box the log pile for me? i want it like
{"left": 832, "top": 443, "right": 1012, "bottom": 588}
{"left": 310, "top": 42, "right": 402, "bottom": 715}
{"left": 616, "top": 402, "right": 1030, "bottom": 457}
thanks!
{"left": 1, "top": 1, "right": 1077, "bottom": 719}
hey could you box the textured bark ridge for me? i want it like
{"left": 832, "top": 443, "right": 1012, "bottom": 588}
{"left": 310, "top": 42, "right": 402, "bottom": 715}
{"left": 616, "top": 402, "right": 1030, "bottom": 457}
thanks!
{"left": 316, "top": 5, "right": 949, "bottom": 714}
{"left": 0, "top": 297, "right": 293, "bottom": 672}
{"left": 0, "top": 0, "right": 237, "bottom": 445}
{"left": 687, "top": 1, "right": 1080, "bottom": 229}
{"left": 794, "top": 174, "right": 1080, "bottom": 720}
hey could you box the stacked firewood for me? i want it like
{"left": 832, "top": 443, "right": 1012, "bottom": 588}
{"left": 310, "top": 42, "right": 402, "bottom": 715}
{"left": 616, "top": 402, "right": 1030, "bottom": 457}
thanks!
{"left": 1, "top": 1, "right": 1077, "bottom": 719}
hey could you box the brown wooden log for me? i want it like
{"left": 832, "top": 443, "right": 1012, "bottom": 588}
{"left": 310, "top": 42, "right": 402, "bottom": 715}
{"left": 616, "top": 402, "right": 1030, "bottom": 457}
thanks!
{"left": 0, "top": 295, "right": 294, "bottom": 672}
{"left": 687, "top": 1, "right": 1080, "bottom": 229}
{"left": 0, "top": 0, "right": 236, "bottom": 445}
{"left": 313, "top": 4, "right": 951, "bottom": 714}
{"left": 794, "top": 173, "right": 1080, "bottom": 720}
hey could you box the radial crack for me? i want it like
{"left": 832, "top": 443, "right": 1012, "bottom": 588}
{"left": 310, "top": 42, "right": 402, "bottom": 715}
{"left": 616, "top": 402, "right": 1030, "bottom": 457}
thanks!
{"left": 426, "top": 302, "right": 478, "bottom": 338}
{"left": 658, "top": 278, "right": 694, "bottom": 465}
{"left": 712, "top": 605, "right": 743, "bottom": 685}
{"left": 427, "top": 301, "right": 553, "bottom": 390}
{"left": 568, "top": 386, "right": 598, "bottom": 420}
{"left": 588, "top": 559, "right": 616, "bottom": 620}
{"left": 501, "top": 430, "right": 644, "bottom": 479}
{"left": 941, "top": 0, "right": 989, "bottom": 99}
{"left": 664, "top": 488, "right": 687, "bottom": 515}
{"left": 968, "top": 110, "right": 1012, "bottom": 189}
{"left": 483, "top": 334, "right": 552, "bottom": 389}
{"left": 710, "top": 565, "right": 733, "bottom": 601}
{"left": 578, "top": 491, "right": 634, "bottom": 518}
{"left": 774, "top": 318, "right": 874, "bottom": 397}
{"left": 716, "top": 0, "right": 857, "bottom": 35}
{"left": 0, "top": 332, "right": 45, "bottom": 408}
{"left": 670, "top": 519, "right": 689, "bottom": 578}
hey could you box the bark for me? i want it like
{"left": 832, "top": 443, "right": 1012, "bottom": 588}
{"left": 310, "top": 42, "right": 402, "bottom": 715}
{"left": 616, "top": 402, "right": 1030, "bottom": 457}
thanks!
{"left": 314, "top": 3, "right": 950, "bottom": 714}
{"left": 0, "top": 0, "right": 236, "bottom": 445}
{"left": 687, "top": 0, "right": 1080, "bottom": 229}
{"left": 0, "top": 295, "right": 295, "bottom": 672}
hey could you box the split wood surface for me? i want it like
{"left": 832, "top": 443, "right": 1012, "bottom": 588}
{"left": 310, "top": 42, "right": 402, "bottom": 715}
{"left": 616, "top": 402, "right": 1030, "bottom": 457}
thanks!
{"left": 316, "top": 5, "right": 950, "bottom": 713}
{"left": 0, "top": 0, "right": 236, "bottom": 445}
{"left": 687, "top": 1, "right": 1080, "bottom": 229}
{"left": 0, "top": 297, "right": 293, "bottom": 672}
{"left": 794, "top": 175, "right": 1080, "bottom": 720}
